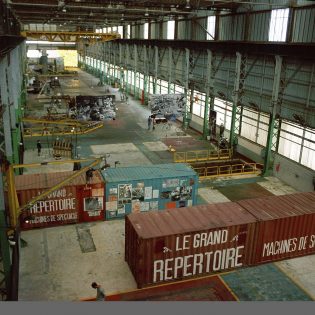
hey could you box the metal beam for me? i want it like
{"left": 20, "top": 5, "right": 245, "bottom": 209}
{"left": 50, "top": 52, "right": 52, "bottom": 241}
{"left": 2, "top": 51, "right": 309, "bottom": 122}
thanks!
{"left": 21, "top": 31, "right": 120, "bottom": 44}
{"left": 263, "top": 55, "right": 284, "bottom": 176}
{"left": 203, "top": 50, "right": 215, "bottom": 139}
{"left": 230, "top": 52, "right": 246, "bottom": 150}
{"left": 183, "top": 48, "right": 190, "bottom": 129}
{"left": 119, "top": 39, "right": 315, "bottom": 60}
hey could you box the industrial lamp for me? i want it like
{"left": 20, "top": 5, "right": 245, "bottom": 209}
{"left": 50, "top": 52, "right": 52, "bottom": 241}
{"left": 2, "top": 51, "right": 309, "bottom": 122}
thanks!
{"left": 185, "top": 0, "right": 191, "bottom": 9}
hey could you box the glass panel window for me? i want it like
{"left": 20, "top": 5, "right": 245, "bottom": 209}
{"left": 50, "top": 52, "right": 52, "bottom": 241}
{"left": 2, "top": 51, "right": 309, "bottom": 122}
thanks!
{"left": 257, "top": 113, "right": 269, "bottom": 146}
{"left": 206, "top": 16, "right": 216, "bottom": 40}
{"left": 278, "top": 122, "right": 302, "bottom": 162}
{"left": 241, "top": 108, "right": 258, "bottom": 142}
{"left": 126, "top": 25, "right": 131, "bottom": 39}
{"left": 167, "top": 20, "right": 175, "bottom": 40}
{"left": 175, "top": 84, "right": 185, "bottom": 94}
{"left": 269, "top": 8, "right": 289, "bottom": 42}
{"left": 118, "top": 26, "right": 123, "bottom": 38}
{"left": 214, "top": 98, "right": 232, "bottom": 130}
{"left": 144, "top": 23, "right": 149, "bottom": 39}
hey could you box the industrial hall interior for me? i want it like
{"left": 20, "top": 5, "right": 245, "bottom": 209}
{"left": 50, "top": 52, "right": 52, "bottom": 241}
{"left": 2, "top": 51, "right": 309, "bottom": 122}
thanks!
{"left": 0, "top": 0, "right": 315, "bottom": 302}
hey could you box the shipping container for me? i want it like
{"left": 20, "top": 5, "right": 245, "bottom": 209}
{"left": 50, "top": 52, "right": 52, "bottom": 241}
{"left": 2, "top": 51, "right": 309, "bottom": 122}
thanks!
{"left": 101, "top": 163, "right": 198, "bottom": 220}
{"left": 125, "top": 191, "right": 315, "bottom": 288}
{"left": 125, "top": 202, "right": 257, "bottom": 288}
{"left": 238, "top": 192, "right": 315, "bottom": 265}
{"left": 15, "top": 170, "right": 105, "bottom": 229}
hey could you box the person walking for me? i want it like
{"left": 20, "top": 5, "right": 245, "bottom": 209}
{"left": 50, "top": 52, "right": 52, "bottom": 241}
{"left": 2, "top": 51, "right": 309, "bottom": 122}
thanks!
{"left": 91, "top": 282, "right": 106, "bottom": 301}
{"left": 36, "top": 140, "right": 42, "bottom": 156}
{"left": 147, "top": 115, "right": 152, "bottom": 130}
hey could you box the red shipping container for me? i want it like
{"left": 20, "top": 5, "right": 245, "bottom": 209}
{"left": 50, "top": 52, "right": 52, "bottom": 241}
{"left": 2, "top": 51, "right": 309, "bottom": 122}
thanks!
{"left": 14, "top": 170, "right": 105, "bottom": 229}
{"left": 238, "top": 192, "right": 315, "bottom": 265}
{"left": 125, "top": 202, "right": 257, "bottom": 288}
{"left": 125, "top": 191, "right": 315, "bottom": 288}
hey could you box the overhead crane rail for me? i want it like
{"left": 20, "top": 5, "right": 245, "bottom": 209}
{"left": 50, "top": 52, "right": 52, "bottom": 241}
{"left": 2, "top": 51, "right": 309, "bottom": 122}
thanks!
{"left": 21, "top": 31, "right": 121, "bottom": 44}
{"left": 22, "top": 117, "right": 103, "bottom": 137}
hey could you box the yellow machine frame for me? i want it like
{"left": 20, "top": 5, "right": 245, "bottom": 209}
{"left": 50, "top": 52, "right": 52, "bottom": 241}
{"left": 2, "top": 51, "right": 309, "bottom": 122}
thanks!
{"left": 22, "top": 117, "right": 103, "bottom": 137}
{"left": 21, "top": 31, "right": 120, "bottom": 44}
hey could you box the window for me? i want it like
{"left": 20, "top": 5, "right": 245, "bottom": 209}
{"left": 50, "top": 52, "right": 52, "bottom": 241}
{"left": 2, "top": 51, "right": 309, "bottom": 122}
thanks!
{"left": 268, "top": 8, "right": 289, "bottom": 42}
{"left": 126, "top": 25, "right": 131, "bottom": 39}
{"left": 206, "top": 16, "right": 216, "bottom": 40}
{"left": 118, "top": 26, "right": 123, "bottom": 38}
{"left": 144, "top": 23, "right": 149, "bottom": 39}
{"left": 167, "top": 20, "right": 175, "bottom": 40}
{"left": 278, "top": 122, "right": 303, "bottom": 162}
{"left": 214, "top": 98, "right": 232, "bottom": 131}
{"left": 301, "top": 129, "right": 315, "bottom": 170}
{"left": 241, "top": 108, "right": 259, "bottom": 143}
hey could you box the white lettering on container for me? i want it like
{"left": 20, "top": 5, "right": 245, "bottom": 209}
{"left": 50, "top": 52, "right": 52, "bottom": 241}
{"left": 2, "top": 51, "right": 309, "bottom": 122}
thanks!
{"left": 262, "top": 238, "right": 297, "bottom": 257}
{"left": 152, "top": 246, "right": 244, "bottom": 283}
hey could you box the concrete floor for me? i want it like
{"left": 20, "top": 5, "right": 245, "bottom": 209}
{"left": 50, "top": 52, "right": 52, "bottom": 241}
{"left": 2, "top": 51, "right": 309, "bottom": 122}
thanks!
{"left": 19, "top": 70, "right": 315, "bottom": 301}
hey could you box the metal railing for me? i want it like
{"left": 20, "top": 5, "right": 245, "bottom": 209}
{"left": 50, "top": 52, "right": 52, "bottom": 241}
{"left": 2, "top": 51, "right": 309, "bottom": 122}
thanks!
{"left": 174, "top": 149, "right": 232, "bottom": 163}
{"left": 192, "top": 163, "right": 263, "bottom": 180}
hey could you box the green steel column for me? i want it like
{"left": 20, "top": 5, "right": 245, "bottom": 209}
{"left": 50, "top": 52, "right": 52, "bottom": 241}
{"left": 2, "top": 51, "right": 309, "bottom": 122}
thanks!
{"left": 263, "top": 55, "right": 283, "bottom": 176}
{"left": 143, "top": 45, "right": 149, "bottom": 105}
{"left": 0, "top": 171, "right": 11, "bottom": 298}
{"left": 125, "top": 44, "right": 130, "bottom": 93}
{"left": 229, "top": 52, "right": 246, "bottom": 149}
{"left": 183, "top": 48, "right": 190, "bottom": 129}
{"left": 133, "top": 44, "right": 137, "bottom": 98}
{"left": 203, "top": 94, "right": 209, "bottom": 137}
{"left": 113, "top": 49, "right": 117, "bottom": 86}
{"left": 119, "top": 43, "right": 123, "bottom": 87}
{"left": 153, "top": 46, "right": 158, "bottom": 94}
{"left": 168, "top": 47, "right": 173, "bottom": 94}
{"left": 203, "top": 50, "right": 215, "bottom": 139}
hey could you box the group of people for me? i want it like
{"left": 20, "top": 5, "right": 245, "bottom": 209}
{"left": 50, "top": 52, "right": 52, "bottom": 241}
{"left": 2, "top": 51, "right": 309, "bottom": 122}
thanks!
{"left": 147, "top": 115, "right": 156, "bottom": 131}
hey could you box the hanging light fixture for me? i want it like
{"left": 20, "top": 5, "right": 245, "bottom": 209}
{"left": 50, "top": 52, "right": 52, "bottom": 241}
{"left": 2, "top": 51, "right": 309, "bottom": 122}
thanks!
{"left": 144, "top": 8, "right": 149, "bottom": 17}
{"left": 185, "top": 0, "right": 191, "bottom": 9}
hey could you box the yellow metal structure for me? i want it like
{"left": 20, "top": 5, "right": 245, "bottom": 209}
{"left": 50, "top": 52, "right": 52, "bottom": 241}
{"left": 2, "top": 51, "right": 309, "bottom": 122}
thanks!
{"left": 193, "top": 163, "right": 263, "bottom": 180}
{"left": 22, "top": 117, "right": 103, "bottom": 137}
{"left": 6, "top": 157, "right": 105, "bottom": 228}
{"left": 21, "top": 31, "right": 120, "bottom": 44}
{"left": 174, "top": 149, "right": 232, "bottom": 163}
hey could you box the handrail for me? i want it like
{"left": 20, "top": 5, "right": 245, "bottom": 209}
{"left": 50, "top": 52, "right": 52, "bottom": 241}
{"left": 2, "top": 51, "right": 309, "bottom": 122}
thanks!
{"left": 193, "top": 163, "right": 263, "bottom": 180}
{"left": 174, "top": 149, "right": 233, "bottom": 163}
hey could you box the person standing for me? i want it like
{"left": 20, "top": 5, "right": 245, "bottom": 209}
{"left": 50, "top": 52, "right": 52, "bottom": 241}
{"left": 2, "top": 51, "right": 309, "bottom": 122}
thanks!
{"left": 219, "top": 123, "right": 225, "bottom": 138}
{"left": 36, "top": 140, "right": 42, "bottom": 156}
{"left": 91, "top": 282, "right": 106, "bottom": 301}
{"left": 152, "top": 116, "right": 156, "bottom": 130}
{"left": 147, "top": 115, "right": 152, "bottom": 130}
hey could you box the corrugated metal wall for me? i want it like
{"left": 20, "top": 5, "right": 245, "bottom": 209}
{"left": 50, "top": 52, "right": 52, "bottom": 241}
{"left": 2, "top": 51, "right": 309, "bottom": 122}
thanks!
{"left": 150, "top": 23, "right": 157, "bottom": 39}
{"left": 193, "top": 17, "right": 207, "bottom": 41}
{"left": 218, "top": 14, "right": 246, "bottom": 41}
{"left": 138, "top": 24, "right": 144, "bottom": 39}
{"left": 177, "top": 19, "right": 188, "bottom": 40}
{"left": 292, "top": 7, "right": 315, "bottom": 43}
{"left": 248, "top": 12, "right": 270, "bottom": 42}
{"left": 90, "top": 39, "right": 315, "bottom": 127}
{"left": 162, "top": 21, "right": 168, "bottom": 39}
